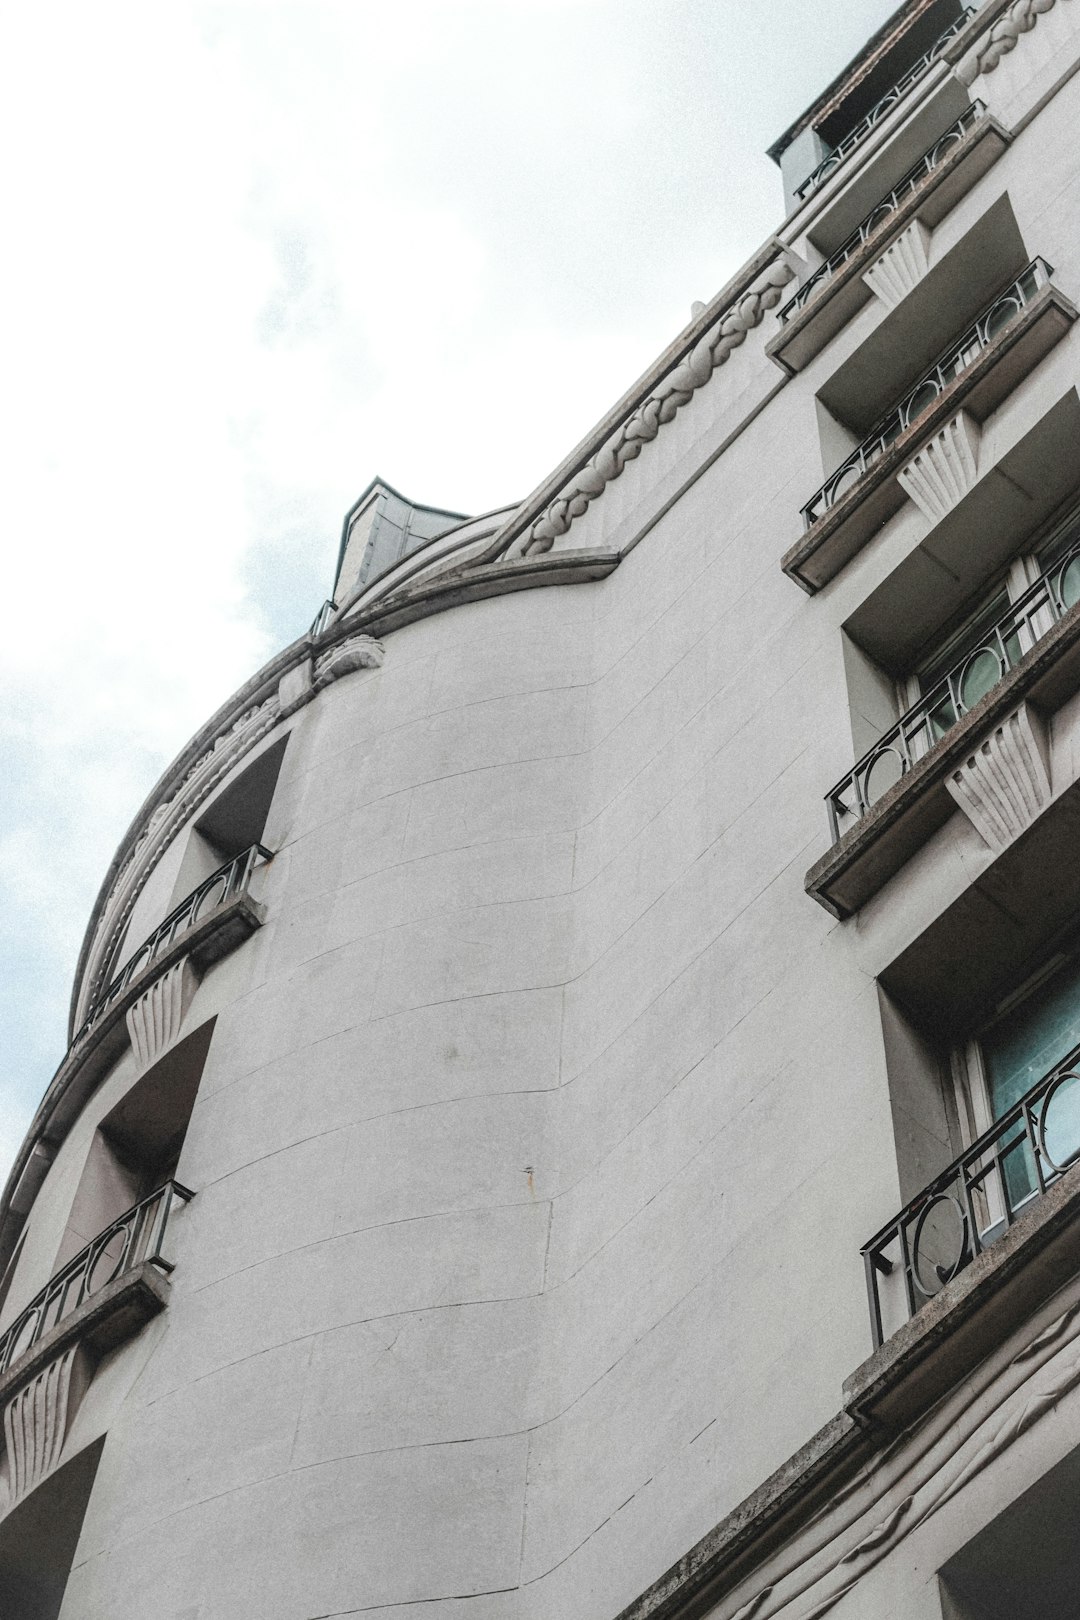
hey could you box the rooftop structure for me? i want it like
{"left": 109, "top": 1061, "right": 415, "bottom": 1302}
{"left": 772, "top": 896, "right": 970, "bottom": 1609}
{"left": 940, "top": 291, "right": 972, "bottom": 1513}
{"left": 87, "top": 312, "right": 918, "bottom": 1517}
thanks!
{"left": 4, "top": 1, "right": 1080, "bottom": 1615}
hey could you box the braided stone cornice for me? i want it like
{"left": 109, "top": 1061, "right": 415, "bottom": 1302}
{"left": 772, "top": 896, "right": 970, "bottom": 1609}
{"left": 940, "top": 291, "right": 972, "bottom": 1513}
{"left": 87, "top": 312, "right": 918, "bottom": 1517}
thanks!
{"left": 515, "top": 258, "right": 796, "bottom": 558}
{"left": 958, "top": 0, "right": 1074, "bottom": 82}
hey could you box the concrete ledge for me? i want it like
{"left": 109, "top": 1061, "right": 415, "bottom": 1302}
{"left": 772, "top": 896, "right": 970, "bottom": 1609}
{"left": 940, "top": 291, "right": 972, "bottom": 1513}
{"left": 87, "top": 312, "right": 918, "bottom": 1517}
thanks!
{"left": 844, "top": 1162, "right": 1080, "bottom": 1430}
{"left": 614, "top": 1409, "right": 869, "bottom": 1620}
{"left": 768, "top": 115, "right": 1010, "bottom": 375}
{"left": 782, "top": 284, "right": 1078, "bottom": 593}
{"left": 805, "top": 596, "right": 1080, "bottom": 918}
{"left": 0, "top": 1263, "right": 170, "bottom": 1408}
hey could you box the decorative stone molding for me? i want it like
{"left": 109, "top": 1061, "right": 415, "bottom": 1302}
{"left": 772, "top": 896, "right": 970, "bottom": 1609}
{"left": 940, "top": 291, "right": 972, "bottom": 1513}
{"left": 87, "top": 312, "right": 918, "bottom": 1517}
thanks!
{"left": 958, "top": 0, "right": 1074, "bottom": 83}
{"left": 515, "top": 257, "right": 796, "bottom": 557}
{"left": 896, "top": 410, "right": 981, "bottom": 521}
{"left": 126, "top": 957, "right": 197, "bottom": 1070}
{"left": 945, "top": 701, "right": 1051, "bottom": 852}
{"left": 862, "top": 220, "right": 931, "bottom": 309}
{"left": 3, "top": 1346, "right": 78, "bottom": 1506}
{"left": 313, "top": 633, "right": 385, "bottom": 690}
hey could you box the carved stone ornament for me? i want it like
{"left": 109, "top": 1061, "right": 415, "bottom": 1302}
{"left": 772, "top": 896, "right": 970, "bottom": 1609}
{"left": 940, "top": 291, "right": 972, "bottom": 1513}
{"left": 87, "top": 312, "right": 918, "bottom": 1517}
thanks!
{"left": 126, "top": 957, "right": 197, "bottom": 1070}
{"left": 862, "top": 220, "right": 931, "bottom": 310}
{"left": 946, "top": 701, "right": 1051, "bottom": 852}
{"left": 897, "top": 410, "right": 981, "bottom": 522}
{"left": 3, "top": 1346, "right": 79, "bottom": 1508}
{"left": 958, "top": 0, "right": 1074, "bottom": 83}
{"left": 313, "top": 633, "right": 385, "bottom": 690}
{"left": 714, "top": 1285, "right": 1080, "bottom": 1620}
{"left": 515, "top": 257, "right": 797, "bottom": 557}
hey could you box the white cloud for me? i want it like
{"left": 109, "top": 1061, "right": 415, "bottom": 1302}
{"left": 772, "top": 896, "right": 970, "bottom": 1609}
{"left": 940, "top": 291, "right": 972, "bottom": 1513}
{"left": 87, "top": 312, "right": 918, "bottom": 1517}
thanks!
{"left": 0, "top": 0, "right": 900, "bottom": 1186}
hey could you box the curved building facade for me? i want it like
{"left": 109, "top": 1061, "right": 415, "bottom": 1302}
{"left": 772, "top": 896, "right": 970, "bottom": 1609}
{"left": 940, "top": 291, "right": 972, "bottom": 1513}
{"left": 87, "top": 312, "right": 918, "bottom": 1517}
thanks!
{"left": 6, "top": 3, "right": 1080, "bottom": 1615}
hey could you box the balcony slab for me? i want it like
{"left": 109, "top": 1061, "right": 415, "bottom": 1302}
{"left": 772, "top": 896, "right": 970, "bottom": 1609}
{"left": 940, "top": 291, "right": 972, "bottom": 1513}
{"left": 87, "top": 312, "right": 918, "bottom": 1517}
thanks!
{"left": 0, "top": 1262, "right": 170, "bottom": 1408}
{"left": 844, "top": 1161, "right": 1080, "bottom": 1430}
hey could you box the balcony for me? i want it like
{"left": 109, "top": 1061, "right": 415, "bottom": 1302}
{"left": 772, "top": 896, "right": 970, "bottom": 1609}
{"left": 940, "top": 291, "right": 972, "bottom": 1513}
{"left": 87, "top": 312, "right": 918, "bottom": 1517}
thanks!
{"left": 793, "top": 9, "right": 976, "bottom": 205}
{"left": 21, "top": 845, "right": 270, "bottom": 1195}
{"left": 783, "top": 261, "right": 1077, "bottom": 592}
{"left": 769, "top": 105, "right": 1009, "bottom": 374}
{"left": 74, "top": 842, "right": 272, "bottom": 1048}
{"left": 827, "top": 541, "right": 1080, "bottom": 841}
{"left": 0, "top": 1182, "right": 191, "bottom": 1403}
{"left": 806, "top": 587, "right": 1080, "bottom": 918}
{"left": 847, "top": 1052, "right": 1080, "bottom": 1427}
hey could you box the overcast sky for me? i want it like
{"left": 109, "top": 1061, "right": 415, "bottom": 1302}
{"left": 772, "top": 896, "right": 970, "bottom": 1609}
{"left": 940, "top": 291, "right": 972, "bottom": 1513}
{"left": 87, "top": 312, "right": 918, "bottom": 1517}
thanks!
{"left": 0, "top": 0, "right": 900, "bottom": 1188}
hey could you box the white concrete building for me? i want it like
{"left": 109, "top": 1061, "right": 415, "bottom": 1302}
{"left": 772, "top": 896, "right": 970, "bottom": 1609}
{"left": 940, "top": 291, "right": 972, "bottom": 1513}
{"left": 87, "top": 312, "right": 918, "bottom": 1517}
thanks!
{"left": 3, "top": 1, "right": 1080, "bottom": 1614}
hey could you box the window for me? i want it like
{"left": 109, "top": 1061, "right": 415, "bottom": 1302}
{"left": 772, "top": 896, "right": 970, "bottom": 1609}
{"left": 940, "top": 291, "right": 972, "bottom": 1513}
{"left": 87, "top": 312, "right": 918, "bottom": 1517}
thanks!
{"left": 0, "top": 1438, "right": 104, "bottom": 1619}
{"left": 958, "top": 952, "right": 1080, "bottom": 1212}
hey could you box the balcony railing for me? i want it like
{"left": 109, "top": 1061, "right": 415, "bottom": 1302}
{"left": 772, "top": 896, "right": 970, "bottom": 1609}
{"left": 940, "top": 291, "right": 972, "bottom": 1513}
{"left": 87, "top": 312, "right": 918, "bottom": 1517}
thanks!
{"left": 76, "top": 843, "right": 272, "bottom": 1047}
{"left": 0, "top": 1181, "right": 192, "bottom": 1377}
{"left": 794, "top": 10, "right": 976, "bottom": 203}
{"left": 310, "top": 598, "right": 337, "bottom": 637}
{"left": 779, "top": 105, "right": 985, "bottom": 325}
{"left": 801, "top": 259, "right": 1053, "bottom": 530}
{"left": 825, "top": 535, "right": 1080, "bottom": 838}
{"left": 862, "top": 1045, "right": 1080, "bottom": 1349}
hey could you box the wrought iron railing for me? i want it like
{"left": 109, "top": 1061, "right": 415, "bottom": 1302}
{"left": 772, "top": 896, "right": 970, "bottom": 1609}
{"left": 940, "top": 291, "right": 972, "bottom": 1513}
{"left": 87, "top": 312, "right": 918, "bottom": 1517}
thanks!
{"left": 779, "top": 105, "right": 985, "bottom": 325}
{"left": 794, "top": 10, "right": 976, "bottom": 202}
{"left": 310, "top": 599, "right": 337, "bottom": 637}
{"left": 76, "top": 844, "right": 273, "bottom": 1046}
{"left": 0, "top": 1181, "right": 193, "bottom": 1377}
{"left": 825, "top": 536, "right": 1080, "bottom": 838}
{"left": 862, "top": 1044, "right": 1080, "bottom": 1348}
{"left": 801, "top": 259, "right": 1053, "bottom": 530}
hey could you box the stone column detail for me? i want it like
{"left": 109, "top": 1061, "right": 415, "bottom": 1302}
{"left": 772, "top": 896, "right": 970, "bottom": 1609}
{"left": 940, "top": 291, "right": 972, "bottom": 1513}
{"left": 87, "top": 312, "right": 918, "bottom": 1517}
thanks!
{"left": 946, "top": 703, "right": 1052, "bottom": 853}
{"left": 862, "top": 221, "right": 931, "bottom": 309}
{"left": 127, "top": 956, "right": 196, "bottom": 1070}
{"left": 897, "top": 411, "right": 981, "bottom": 522}
{"left": 4, "top": 1346, "right": 78, "bottom": 1505}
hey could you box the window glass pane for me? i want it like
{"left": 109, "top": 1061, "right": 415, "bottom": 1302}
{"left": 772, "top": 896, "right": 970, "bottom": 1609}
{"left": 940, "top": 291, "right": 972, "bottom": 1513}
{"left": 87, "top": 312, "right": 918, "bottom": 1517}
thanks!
{"left": 916, "top": 589, "right": 1009, "bottom": 693}
{"left": 984, "top": 955, "right": 1080, "bottom": 1116}
{"left": 982, "top": 954, "right": 1080, "bottom": 1206}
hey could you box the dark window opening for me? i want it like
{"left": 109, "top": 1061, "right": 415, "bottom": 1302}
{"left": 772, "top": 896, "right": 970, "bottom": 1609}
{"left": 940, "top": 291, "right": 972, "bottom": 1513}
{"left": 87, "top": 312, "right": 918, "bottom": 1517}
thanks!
{"left": 0, "top": 1437, "right": 105, "bottom": 1620}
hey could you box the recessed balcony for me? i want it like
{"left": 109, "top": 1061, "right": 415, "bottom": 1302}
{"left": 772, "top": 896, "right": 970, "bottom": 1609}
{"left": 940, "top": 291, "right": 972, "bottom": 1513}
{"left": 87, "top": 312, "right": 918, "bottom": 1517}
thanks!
{"left": 848, "top": 1051, "right": 1080, "bottom": 1427}
{"left": 793, "top": 9, "right": 976, "bottom": 206}
{"left": 0, "top": 1181, "right": 191, "bottom": 1406}
{"left": 75, "top": 842, "right": 272, "bottom": 1049}
{"left": 29, "top": 845, "right": 270, "bottom": 1169}
{"left": 783, "top": 261, "right": 1078, "bottom": 592}
{"left": 827, "top": 544, "right": 1080, "bottom": 842}
{"left": 769, "top": 105, "right": 1008, "bottom": 374}
{"left": 805, "top": 571, "right": 1080, "bottom": 919}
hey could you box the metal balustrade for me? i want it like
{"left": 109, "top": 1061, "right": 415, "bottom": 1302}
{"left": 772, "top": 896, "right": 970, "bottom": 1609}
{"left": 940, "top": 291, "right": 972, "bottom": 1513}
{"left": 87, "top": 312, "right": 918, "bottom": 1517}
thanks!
{"left": 76, "top": 843, "right": 272, "bottom": 1047}
{"left": 310, "top": 599, "right": 336, "bottom": 637}
{"left": 794, "top": 10, "right": 976, "bottom": 203}
{"left": 862, "top": 1045, "right": 1080, "bottom": 1349}
{"left": 0, "top": 1181, "right": 192, "bottom": 1377}
{"left": 779, "top": 105, "right": 985, "bottom": 325}
{"left": 825, "top": 535, "right": 1080, "bottom": 839}
{"left": 801, "top": 259, "right": 1053, "bottom": 531}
